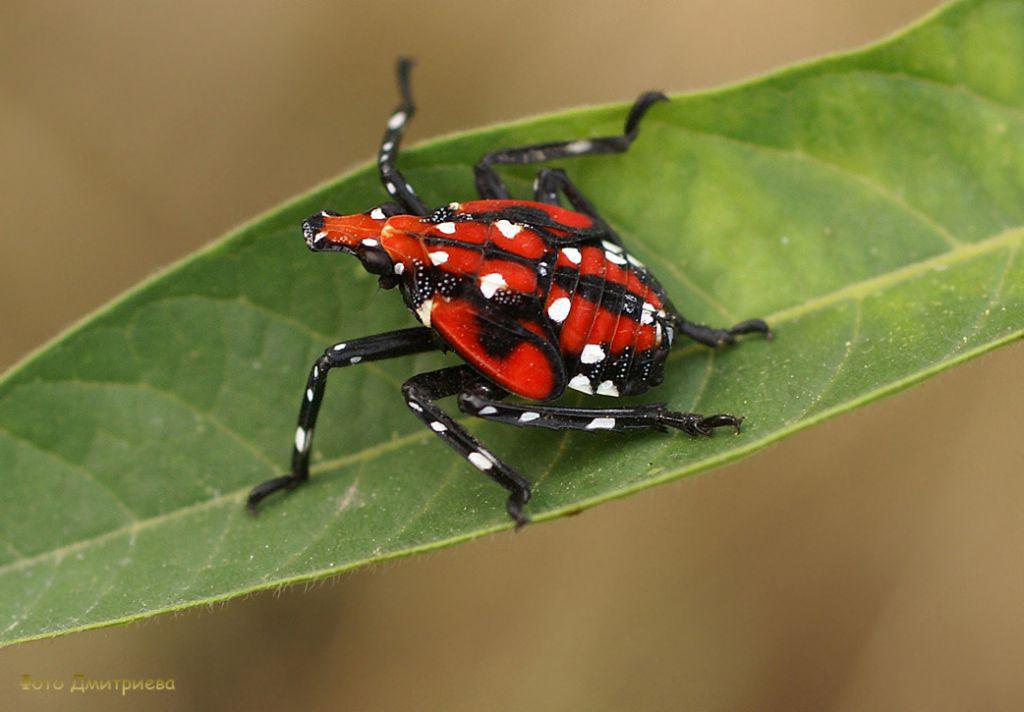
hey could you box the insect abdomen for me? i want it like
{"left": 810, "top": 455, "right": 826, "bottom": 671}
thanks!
{"left": 542, "top": 242, "right": 672, "bottom": 397}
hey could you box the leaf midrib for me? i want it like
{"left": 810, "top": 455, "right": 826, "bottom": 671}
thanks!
{"left": 1, "top": 222, "right": 1019, "bottom": 581}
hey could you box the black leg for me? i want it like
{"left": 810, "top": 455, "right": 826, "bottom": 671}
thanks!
{"left": 532, "top": 167, "right": 630, "bottom": 249}
{"left": 247, "top": 327, "right": 439, "bottom": 511}
{"left": 457, "top": 381, "right": 743, "bottom": 436}
{"left": 402, "top": 366, "right": 533, "bottom": 528}
{"left": 475, "top": 90, "right": 667, "bottom": 199}
{"left": 532, "top": 167, "right": 600, "bottom": 212}
{"left": 673, "top": 317, "right": 772, "bottom": 348}
{"left": 377, "top": 58, "right": 427, "bottom": 216}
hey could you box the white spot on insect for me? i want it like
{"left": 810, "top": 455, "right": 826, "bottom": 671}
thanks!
{"left": 314, "top": 231, "right": 327, "bottom": 242}
{"left": 408, "top": 401, "right": 423, "bottom": 412}
{"left": 495, "top": 220, "right": 521, "bottom": 239}
{"left": 388, "top": 111, "right": 407, "bottom": 130}
{"left": 602, "top": 240, "right": 623, "bottom": 253}
{"left": 596, "top": 380, "right": 620, "bottom": 397}
{"left": 382, "top": 141, "right": 394, "bottom": 152}
{"left": 361, "top": 238, "right": 379, "bottom": 247}
{"left": 349, "top": 356, "right": 362, "bottom": 364}
{"left": 580, "top": 343, "right": 606, "bottom": 364}
{"left": 313, "top": 366, "right": 320, "bottom": 378}
{"left": 295, "top": 427, "right": 311, "bottom": 452}
{"left": 586, "top": 417, "right": 616, "bottom": 430}
{"left": 333, "top": 343, "right": 347, "bottom": 350}
{"left": 393, "top": 262, "right": 405, "bottom": 275}
{"left": 561, "top": 247, "right": 582, "bottom": 264}
{"left": 479, "top": 406, "right": 498, "bottom": 416}
{"left": 479, "top": 272, "right": 507, "bottom": 299}
{"left": 468, "top": 452, "right": 493, "bottom": 470}
{"left": 640, "top": 302, "right": 656, "bottom": 325}
{"left": 547, "top": 297, "right": 572, "bottom": 323}
{"left": 428, "top": 251, "right": 449, "bottom": 265}
{"left": 370, "top": 208, "right": 386, "bottom": 220}
{"left": 626, "top": 253, "right": 645, "bottom": 268}
{"left": 306, "top": 388, "right": 314, "bottom": 402}
{"left": 605, "top": 250, "right": 627, "bottom": 266}
{"left": 567, "top": 139, "right": 592, "bottom": 154}
{"left": 406, "top": 183, "right": 416, "bottom": 195}
{"left": 320, "top": 210, "right": 330, "bottom": 217}
{"left": 436, "top": 221, "right": 456, "bottom": 234}
{"left": 448, "top": 201, "right": 461, "bottom": 210}
{"left": 386, "top": 181, "right": 397, "bottom": 194}
{"left": 568, "top": 374, "right": 593, "bottom": 394}
{"left": 416, "top": 297, "right": 435, "bottom": 327}
{"left": 519, "top": 411, "right": 540, "bottom": 423}
{"left": 430, "top": 421, "right": 447, "bottom": 433}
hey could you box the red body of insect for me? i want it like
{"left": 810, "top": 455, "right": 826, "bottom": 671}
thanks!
{"left": 247, "top": 59, "right": 769, "bottom": 527}
{"left": 306, "top": 198, "right": 675, "bottom": 402}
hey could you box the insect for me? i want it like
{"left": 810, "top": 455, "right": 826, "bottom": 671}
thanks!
{"left": 247, "top": 59, "right": 770, "bottom": 527}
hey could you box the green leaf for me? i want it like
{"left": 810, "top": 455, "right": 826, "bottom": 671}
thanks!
{"left": 2, "top": 0, "right": 1022, "bottom": 647}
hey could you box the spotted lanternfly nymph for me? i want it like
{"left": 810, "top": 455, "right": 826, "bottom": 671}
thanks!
{"left": 247, "top": 59, "right": 771, "bottom": 527}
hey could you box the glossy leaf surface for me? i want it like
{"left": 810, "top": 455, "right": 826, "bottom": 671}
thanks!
{"left": 1, "top": 0, "right": 1022, "bottom": 646}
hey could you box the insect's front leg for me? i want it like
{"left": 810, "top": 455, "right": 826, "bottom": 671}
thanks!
{"left": 247, "top": 327, "right": 439, "bottom": 512}
{"left": 402, "top": 366, "right": 533, "bottom": 528}
{"left": 376, "top": 58, "right": 427, "bottom": 216}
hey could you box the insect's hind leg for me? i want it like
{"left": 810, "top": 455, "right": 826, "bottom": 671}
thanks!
{"left": 457, "top": 381, "right": 742, "bottom": 437}
{"left": 402, "top": 366, "right": 533, "bottom": 528}
{"left": 672, "top": 315, "right": 772, "bottom": 348}
{"left": 475, "top": 90, "right": 667, "bottom": 199}
{"left": 247, "top": 327, "right": 439, "bottom": 512}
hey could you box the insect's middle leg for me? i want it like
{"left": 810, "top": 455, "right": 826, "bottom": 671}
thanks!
{"left": 532, "top": 166, "right": 600, "bottom": 211}
{"left": 402, "top": 366, "right": 533, "bottom": 528}
{"left": 474, "top": 90, "right": 667, "bottom": 199}
{"left": 247, "top": 327, "right": 439, "bottom": 512}
{"left": 457, "top": 382, "right": 743, "bottom": 436}
{"left": 531, "top": 167, "right": 629, "bottom": 249}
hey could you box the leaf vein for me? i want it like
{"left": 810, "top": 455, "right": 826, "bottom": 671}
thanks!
{"left": 791, "top": 298, "right": 864, "bottom": 422}
{"left": 0, "top": 425, "right": 139, "bottom": 523}
{"left": 658, "top": 120, "right": 962, "bottom": 249}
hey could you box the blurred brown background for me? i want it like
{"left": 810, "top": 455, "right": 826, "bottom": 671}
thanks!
{"left": 2, "top": 1, "right": 1022, "bottom": 710}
